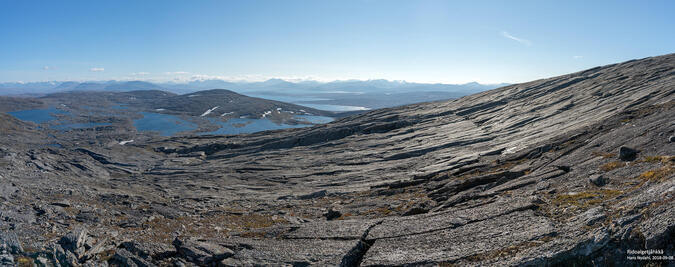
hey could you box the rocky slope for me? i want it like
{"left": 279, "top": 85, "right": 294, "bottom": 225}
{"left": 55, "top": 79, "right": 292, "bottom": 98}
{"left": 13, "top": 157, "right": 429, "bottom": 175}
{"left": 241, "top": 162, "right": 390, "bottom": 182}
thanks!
{"left": 0, "top": 54, "right": 674, "bottom": 266}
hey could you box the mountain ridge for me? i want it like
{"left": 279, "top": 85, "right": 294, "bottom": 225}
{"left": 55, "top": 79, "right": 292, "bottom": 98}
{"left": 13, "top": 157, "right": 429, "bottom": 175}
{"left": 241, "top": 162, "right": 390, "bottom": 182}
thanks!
{"left": 0, "top": 79, "right": 506, "bottom": 95}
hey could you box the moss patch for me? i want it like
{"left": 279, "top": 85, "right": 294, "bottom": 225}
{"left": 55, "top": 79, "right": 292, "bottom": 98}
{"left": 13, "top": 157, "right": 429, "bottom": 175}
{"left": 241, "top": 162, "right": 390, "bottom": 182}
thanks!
{"left": 16, "top": 257, "right": 33, "bottom": 267}
{"left": 600, "top": 161, "right": 625, "bottom": 172}
{"left": 135, "top": 212, "right": 288, "bottom": 243}
{"left": 637, "top": 155, "right": 674, "bottom": 164}
{"left": 637, "top": 166, "right": 674, "bottom": 184}
{"left": 466, "top": 235, "right": 555, "bottom": 262}
{"left": 551, "top": 189, "right": 624, "bottom": 209}
{"left": 592, "top": 152, "right": 617, "bottom": 159}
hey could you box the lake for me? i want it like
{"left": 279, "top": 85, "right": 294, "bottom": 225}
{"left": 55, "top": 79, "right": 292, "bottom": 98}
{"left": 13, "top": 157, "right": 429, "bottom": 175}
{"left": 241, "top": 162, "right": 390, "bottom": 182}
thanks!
{"left": 9, "top": 109, "right": 334, "bottom": 137}
{"left": 8, "top": 107, "right": 68, "bottom": 124}
{"left": 133, "top": 112, "right": 199, "bottom": 136}
{"left": 134, "top": 112, "right": 334, "bottom": 136}
{"left": 8, "top": 108, "right": 112, "bottom": 130}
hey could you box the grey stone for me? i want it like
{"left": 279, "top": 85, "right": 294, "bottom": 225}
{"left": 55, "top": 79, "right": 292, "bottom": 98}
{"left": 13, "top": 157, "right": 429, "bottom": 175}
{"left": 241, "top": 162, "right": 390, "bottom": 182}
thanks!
{"left": 64, "top": 250, "right": 80, "bottom": 266}
{"left": 589, "top": 174, "right": 606, "bottom": 186}
{"left": 0, "top": 244, "right": 14, "bottom": 267}
{"left": 58, "top": 228, "right": 88, "bottom": 252}
{"left": 120, "top": 241, "right": 175, "bottom": 261}
{"left": 362, "top": 210, "right": 555, "bottom": 265}
{"left": 577, "top": 207, "right": 607, "bottom": 226}
{"left": 112, "top": 249, "right": 155, "bottom": 267}
{"left": 219, "top": 237, "right": 356, "bottom": 266}
{"left": 75, "top": 211, "right": 100, "bottom": 223}
{"left": 173, "top": 237, "right": 234, "bottom": 265}
{"left": 35, "top": 256, "right": 50, "bottom": 267}
{"left": 50, "top": 200, "right": 71, "bottom": 208}
{"left": 298, "top": 190, "right": 327, "bottom": 200}
{"left": 0, "top": 231, "right": 23, "bottom": 254}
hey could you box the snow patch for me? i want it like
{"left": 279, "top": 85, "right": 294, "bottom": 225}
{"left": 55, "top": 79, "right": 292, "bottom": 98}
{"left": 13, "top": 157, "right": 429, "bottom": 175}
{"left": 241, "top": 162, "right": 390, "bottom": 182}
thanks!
{"left": 261, "top": 111, "right": 272, "bottom": 118}
{"left": 221, "top": 112, "right": 234, "bottom": 117}
{"left": 155, "top": 108, "right": 166, "bottom": 111}
{"left": 200, "top": 106, "right": 219, "bottom": 117}
{"left": 119, "top": 140, "right": 134, "bottom": 145}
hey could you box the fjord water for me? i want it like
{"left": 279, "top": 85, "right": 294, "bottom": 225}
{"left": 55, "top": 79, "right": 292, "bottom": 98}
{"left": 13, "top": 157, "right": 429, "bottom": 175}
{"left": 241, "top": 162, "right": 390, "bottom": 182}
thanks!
{"left": 299, "top": 103, "right": 370, "bottom": 111}
{"left": 246, "top": 93, "right": 370, "bottom": 111}
{"left": 9, "top": 108, "right": 334, "bottom": 136}
{"left": 134, "top": 112, "right": 334, "bottom": 136}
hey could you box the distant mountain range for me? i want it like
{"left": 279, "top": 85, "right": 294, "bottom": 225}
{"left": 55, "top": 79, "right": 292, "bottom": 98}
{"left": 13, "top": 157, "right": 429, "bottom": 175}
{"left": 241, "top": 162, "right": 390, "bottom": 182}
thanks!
{"left": 0, "top": 79, "right": 508, "bottom": 96}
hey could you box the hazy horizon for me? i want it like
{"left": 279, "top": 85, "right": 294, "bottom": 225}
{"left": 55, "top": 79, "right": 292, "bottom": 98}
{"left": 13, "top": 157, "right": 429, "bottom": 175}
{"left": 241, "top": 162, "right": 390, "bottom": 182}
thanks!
{"left": 0, "top": 77, "right": 510, "bottom": 86}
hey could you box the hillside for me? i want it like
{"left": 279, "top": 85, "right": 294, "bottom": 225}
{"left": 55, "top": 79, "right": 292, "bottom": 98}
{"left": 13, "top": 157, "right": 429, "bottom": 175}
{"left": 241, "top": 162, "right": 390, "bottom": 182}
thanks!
{"left": 147, "top": 89, "right": 333, "bottom": 117}
{"left": 0, "top": 96, "right": 44, "bottom": 112}
{"left": 0, "top": 54, "right": 673, "bottom": 266}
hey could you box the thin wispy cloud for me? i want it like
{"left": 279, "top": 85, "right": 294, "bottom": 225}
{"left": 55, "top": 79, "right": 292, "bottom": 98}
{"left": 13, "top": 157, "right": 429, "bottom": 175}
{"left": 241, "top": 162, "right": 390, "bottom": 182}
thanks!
{"left": 501, "top": 31, "right": 532, "bottom": 46}
{"left": 573, "top": 55, "right": 583, "bottom": 59}
{"left": 43, "top": 66, "right": 50, "bottom": 70}
{"left": 90, "top": 67, "right": 105, "bottom": 72}
{"left": 131, "top": 72, "right": 150, "bottom": 75}
{"left": 190, "top": 74, "right": 224, "bottom": 81}
{"left": 165, "top": 71, "right": 189, "bottom": 75}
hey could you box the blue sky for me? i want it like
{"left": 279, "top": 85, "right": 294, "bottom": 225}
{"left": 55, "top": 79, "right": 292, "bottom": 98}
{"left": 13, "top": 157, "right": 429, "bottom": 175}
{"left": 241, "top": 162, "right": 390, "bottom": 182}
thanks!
{"left": 0, "top": 0, "right": 673, "bottom": 84}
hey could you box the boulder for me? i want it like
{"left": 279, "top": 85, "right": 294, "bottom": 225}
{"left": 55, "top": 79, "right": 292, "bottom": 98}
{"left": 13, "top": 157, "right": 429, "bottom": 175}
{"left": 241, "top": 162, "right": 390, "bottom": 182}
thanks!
{"left": 120, "top": 241, "right": 176, "bottom": 261}
{"left": 50, "top": 200, "right": 71, "bottom": 208}
{"left": 618, "top": 146, "right": 637, "bottom": 161}
{"left": 58, "top": 228, "right": 88, "bottom": 252}
{"left": 173, "top": 237, "right": 234, "bottom": 265}
{"left": 324, "top": 208, "right": 342, "bottom": 221}
{"left": 402, "top": 200, "right": 435, "bottom": 216}
{"left": 298, "top": 190, "right": 327, "bottom": 200}
{"left": 589, "top": 174, "right": 606, "bottom": 187}
{"left": 112, "top": 249, "right": 155, "bottom": 267}
{"left": 35, "top": 256, "right": 50, "bottom": 267}
{"left": 76, "top": 211, "right": 100, "bottom": 223}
